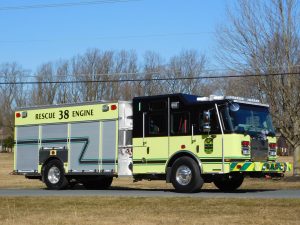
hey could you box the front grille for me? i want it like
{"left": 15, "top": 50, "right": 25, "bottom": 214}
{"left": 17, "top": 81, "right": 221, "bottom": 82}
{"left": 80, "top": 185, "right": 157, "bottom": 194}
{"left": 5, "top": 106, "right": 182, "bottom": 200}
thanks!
{"left": 251, "top": 138, "right": 268, "bottom": 161}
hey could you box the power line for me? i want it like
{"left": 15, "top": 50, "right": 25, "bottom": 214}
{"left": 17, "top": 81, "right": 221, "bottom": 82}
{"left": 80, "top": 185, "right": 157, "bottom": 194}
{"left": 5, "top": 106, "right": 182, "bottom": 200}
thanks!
{"left": 0, "top": 0, "right": 141, "bottom": 11}
{"left": 1, "top": 64, "right": 300, "bottom": 78}
{"left": 0, "top": 72, "right": 298, "bottom": 85}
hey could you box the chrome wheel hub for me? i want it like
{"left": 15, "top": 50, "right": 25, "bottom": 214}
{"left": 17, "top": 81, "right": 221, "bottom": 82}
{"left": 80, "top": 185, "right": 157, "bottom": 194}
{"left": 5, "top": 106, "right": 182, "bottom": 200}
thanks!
{"left": 176, "top": 165, "right": 192, "bottom": 185}
{"left": 48, "top": 166, "right": 60, "bottom": 184}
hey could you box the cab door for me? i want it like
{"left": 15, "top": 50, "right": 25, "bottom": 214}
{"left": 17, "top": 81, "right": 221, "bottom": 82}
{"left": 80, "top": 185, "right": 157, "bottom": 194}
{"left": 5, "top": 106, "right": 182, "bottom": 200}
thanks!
{"left": 142, "top": 107, "right": 169, "bottom": 173}
{"left": 169, "top": 111, "right": 198, "bottom": 157}
{"left": 132, "top": 99, "right": 169, "bottom": 174}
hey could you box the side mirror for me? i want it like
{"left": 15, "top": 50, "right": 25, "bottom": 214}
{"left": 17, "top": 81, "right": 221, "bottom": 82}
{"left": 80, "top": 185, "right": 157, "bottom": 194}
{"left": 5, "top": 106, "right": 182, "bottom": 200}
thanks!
{"left": 229, "top": 103, "right": 240, "bottom": 112}
{"left": 203, "top": 111, "right": 211, "bottom": 132}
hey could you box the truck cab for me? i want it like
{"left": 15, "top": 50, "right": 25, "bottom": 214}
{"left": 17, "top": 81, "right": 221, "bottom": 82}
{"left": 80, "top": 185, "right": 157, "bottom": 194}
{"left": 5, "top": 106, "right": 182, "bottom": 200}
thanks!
{"left": 132, "top": 93, "right": 291, "bottom": 192}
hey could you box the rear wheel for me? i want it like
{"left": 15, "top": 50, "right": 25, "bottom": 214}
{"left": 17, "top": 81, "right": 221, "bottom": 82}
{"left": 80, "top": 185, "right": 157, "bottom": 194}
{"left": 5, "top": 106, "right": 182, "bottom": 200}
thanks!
{"left": 171, "top": 156, "right": 203, "bottom": 193}
{"left": 82, "top": 176, "right": 113, "bottom": 190}
{"left": 43, "top": 159, "right": 69, "bottom": 190}
{"left": 213, "top": 173, "right": 244, "bottom": 192}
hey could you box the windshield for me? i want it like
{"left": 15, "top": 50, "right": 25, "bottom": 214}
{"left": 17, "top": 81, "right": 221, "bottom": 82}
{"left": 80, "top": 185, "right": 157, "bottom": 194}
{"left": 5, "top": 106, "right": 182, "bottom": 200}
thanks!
{"left": 221, "top": 104, "right": 275, "bottom": 136}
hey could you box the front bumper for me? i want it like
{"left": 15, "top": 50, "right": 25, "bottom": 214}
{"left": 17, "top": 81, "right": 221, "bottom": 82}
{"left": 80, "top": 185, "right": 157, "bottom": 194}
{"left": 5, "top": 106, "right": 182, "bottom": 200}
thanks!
{"left": 230, "top": 161, "right": 292, "bottom": 173}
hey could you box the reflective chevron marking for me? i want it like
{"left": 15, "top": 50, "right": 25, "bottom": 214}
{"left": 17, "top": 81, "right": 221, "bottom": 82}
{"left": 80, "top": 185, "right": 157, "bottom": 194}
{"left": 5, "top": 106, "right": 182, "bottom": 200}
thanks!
{"left": 230, "top": 162, "right": 292, "bottom": 172}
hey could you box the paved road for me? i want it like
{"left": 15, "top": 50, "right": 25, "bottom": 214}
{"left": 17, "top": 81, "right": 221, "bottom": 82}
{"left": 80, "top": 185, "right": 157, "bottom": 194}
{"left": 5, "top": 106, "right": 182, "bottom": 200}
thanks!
{"left": 0, "top": 188, "right": 300, "bottom": 198}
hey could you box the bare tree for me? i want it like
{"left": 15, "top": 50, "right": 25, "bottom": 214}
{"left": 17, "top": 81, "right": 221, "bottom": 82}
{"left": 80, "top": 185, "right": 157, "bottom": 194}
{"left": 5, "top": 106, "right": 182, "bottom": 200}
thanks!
{"left": 72, "top": 49, "right": 115, "bottom": 101}
{"left": 216, "top": 72, "right": 262, "bottom": 98}
{"left": 0, "top": 63, "right": 28, "bottom": 137}
{"left": 165, "top": 50, "right": 208, "bottom": 95}
{"left": 113, "top": 50, "right": 138, "bottom": 100}
{"left": 31, "top": 62, "right": 58, "bottom": 105}
{"left": 141, "top": 51, "right": 165, "bottom": 96}
{"left": 216, "top": 0, "right": 300, "bottom": 175}
{"left": 56, "top": 60, "right": 72, "bottom": 104}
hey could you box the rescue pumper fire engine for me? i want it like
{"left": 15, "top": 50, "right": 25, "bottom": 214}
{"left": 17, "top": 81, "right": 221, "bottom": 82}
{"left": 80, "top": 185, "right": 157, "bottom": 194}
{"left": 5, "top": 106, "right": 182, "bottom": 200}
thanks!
{"left": 14, "top": 93, "right": 292, "bottom": 192}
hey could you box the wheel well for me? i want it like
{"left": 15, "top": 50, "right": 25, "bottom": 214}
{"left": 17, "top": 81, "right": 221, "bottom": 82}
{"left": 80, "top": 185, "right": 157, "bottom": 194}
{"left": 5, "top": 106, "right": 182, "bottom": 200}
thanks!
{"left": 166, "top": 152, "right": 201, "bottom": 173}
{"left": 42, "top": 157, "right": 64, "bottom": 173}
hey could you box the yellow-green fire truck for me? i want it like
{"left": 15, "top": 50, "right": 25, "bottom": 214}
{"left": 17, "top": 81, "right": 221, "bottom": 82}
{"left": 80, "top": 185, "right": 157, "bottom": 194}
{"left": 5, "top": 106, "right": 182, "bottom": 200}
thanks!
{"left": 14, "top": 93, "right": 292, "bottom": 192}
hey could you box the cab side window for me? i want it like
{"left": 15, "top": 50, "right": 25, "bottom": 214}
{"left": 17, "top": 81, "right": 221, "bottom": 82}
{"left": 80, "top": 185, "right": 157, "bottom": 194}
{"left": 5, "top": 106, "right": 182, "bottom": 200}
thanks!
{"left": 171, "top": 112, "right": 190, "bottom": 135}
{"left": 148, "top": 113, "right": 166, "bottom": 135}
{"left": 198, "top": 110, "right": 220, "bottom": 133}
{"left": 210, "top": 111, "right": 221, "bottom": 133}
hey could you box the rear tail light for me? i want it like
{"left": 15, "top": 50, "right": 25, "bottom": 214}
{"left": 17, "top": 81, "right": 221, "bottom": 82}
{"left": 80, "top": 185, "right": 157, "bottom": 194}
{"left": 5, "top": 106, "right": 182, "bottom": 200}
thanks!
{"left": 241, "top": 141, "right": 250, "bottom": 155}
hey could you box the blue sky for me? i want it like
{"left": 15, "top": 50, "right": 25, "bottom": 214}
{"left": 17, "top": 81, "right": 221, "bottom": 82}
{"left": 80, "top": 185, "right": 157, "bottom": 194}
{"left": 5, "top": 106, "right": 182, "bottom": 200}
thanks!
{"left": 0, "top": 0, "right": 231, "bottom": 72}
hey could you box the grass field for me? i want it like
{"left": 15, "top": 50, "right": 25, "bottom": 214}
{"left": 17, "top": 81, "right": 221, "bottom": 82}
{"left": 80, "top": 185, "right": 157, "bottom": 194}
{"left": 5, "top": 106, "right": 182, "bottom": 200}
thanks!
{"left": 1, "top": 153, "right": 300, "bottom": 225}
{"left": 0, "top": 197, "right": 300, "bottom": 225}
{"left": 0, "top": 152, "right": 299, "bottom": 190}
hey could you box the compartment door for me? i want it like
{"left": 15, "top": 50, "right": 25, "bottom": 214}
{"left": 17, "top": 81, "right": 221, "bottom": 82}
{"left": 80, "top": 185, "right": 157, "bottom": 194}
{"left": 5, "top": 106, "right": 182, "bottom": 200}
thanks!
{"left": 15, "top": 125, "right": 39, "bottom": 172}
{"left": 69, "top": 122, "right": 100, "bottom": 172}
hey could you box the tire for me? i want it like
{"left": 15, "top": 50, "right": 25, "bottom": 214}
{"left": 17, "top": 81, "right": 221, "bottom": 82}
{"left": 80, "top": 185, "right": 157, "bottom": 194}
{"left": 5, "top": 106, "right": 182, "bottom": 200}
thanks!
{"left": 82, "top": 176, "right": 113, "bottom": 190}
{"left": 43, "top": 159, "right": 69, "bottom": 190}
{"left": 171, "top": 156, "right": 204, "bottom": 193}
{"left": 213, "top": 173, "right": 244, "bottom": 192}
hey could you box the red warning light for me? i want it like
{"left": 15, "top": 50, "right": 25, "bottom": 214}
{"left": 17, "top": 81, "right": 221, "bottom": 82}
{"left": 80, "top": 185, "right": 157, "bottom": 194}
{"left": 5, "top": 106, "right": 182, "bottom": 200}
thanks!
{"left": 111, "top": 105, "right": 117, "bottom": 110}
{"left": 241, "top": 141, "right": 250, "bottom": 147}
{"left": 16, "top": 112, "right": 21, "bottom": 118}
{"left": 269, "top": 143, "right": 277, "bottom": 149}
{"left": 181, "top": 145, "right": 186, "bottom": 149}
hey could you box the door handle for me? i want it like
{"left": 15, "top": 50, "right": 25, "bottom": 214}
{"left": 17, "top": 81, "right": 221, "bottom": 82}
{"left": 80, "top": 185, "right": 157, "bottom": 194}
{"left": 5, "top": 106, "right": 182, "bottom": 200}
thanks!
{"left": 191, "top": 124, "right": 196, "bottom": 143}
{"left": 143, "top": 112, "right": 147, "bottom": 145}
{"left": 147, "top": 147, "right": 150, "bottom": 154}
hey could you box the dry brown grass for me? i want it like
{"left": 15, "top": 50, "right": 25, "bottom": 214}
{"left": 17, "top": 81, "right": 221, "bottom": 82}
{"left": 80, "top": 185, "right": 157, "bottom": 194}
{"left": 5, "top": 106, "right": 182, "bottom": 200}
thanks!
{"left": 1, "top": 152, "right": 300, "bottom": 190}
{"left": 1, "top": 153, "right": 300, "bottom": 225}
{"left": 0, "top": 153, "right": 43, "bottom": 189}
{"left": 0, "top": 197, "right": 300, "bottom": 225}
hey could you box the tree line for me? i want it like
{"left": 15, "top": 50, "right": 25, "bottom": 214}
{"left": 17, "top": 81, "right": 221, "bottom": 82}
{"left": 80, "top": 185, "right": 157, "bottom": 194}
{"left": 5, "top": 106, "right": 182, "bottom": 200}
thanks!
{"left": 0, "top": 49, "right": 215, "bottom": 136}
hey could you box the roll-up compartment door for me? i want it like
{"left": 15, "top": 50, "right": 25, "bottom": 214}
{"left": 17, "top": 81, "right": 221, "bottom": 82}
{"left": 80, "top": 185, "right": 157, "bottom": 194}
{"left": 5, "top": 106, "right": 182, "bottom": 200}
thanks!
{"left": 101, "top": 120, "right": 117, "bottom": 172}
{"left": 69, "top": 122, "right": 100, "bottom": 172}
{"left": 16, "top": 126, "right": 39, "bottom": 172}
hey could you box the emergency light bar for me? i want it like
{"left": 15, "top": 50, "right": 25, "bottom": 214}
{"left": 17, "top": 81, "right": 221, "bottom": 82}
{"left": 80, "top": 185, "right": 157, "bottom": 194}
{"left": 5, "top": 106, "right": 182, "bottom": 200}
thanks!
{"left": 197, "top": 95, "right": 260, "bottom": 103}
{"left": 196, "top": 95, "right": 224, "bottom": 101}
{"left": 225, "top": 96, "right": 260, "bottom": 103}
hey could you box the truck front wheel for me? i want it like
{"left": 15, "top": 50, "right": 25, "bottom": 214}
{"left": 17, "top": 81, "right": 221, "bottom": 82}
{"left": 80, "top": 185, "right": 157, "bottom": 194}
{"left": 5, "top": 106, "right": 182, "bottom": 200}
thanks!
{"left": 171, "top": 156, "right": 204, "bottom": 193}
{"left": 43, "top": 159, "right": 69, "bottom": 190}
{"left": 213, "top": 173, "right": 244, "bottom": 192}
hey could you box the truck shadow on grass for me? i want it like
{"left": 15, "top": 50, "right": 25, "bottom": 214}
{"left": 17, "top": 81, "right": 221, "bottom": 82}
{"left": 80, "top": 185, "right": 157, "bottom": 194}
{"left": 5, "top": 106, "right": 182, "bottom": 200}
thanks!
{"left": 66, "top": 183, "right": 277, "bottom": 194}
{"left": 112, "top": 187, "right": 278, "bottom": 194}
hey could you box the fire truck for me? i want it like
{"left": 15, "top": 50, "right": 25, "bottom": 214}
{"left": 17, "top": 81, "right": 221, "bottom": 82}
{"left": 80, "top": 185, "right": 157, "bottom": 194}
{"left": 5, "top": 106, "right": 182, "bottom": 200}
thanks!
{"left": 14, "top": 93, "right": 292, "bottom": 192}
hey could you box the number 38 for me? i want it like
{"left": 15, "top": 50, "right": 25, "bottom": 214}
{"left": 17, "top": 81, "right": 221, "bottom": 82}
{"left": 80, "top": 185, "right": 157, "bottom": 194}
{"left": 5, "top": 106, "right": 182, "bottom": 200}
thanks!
{"left": 58, "top": 110, "right": 69, "bottom": 120}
